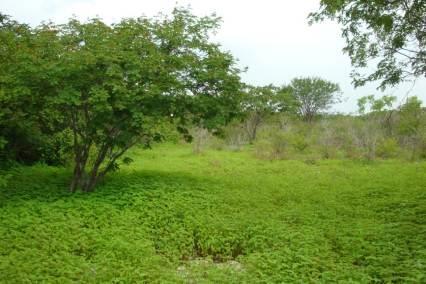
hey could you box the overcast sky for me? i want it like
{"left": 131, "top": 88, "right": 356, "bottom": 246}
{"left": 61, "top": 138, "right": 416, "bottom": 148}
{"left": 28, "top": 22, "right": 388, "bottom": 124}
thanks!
{"left": 2, "top": 0, "right": 425, "bottom": 113}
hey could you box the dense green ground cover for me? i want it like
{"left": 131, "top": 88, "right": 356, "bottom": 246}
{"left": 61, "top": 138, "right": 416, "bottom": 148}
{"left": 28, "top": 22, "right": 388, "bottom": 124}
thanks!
{"left": 1, "top": 144, "right": 425, "bottom": 283}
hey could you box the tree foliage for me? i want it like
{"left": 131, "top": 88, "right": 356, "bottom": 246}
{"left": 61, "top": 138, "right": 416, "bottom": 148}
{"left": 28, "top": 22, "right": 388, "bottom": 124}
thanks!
{"left": 398, "top": 96, "right": 425, "bottom": 136}
{"left": 310, "top": 0, "right": 426, "bottom": 89}
{"left": 240, "top": 84, "right": 294, "bottom": 143}
{"left": 357, "top": 95, "right": 396, "bottom": 114}
{"left": 0, "top": 9, "right": 242, "bottom": 191}
{"left": 0, "top": 14, "right": 52, "bottom": 164}
{"left": 288, "top": 77, "right": 341, "bottom": 122}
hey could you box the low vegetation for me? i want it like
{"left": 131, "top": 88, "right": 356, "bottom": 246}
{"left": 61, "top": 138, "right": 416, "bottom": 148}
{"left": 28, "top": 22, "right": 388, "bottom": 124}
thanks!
{"left": 1, "top": 144, "right": 425, "bottom": 282}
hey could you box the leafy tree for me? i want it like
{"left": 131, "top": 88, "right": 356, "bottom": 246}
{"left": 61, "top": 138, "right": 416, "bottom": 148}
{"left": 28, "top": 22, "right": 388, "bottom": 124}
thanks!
{"left": 288, "top": 77, "right": 341, "bottom": 122}
{"left": 0, "top": 9, "right": 242, "bottom": 192}
{"left": 398, "top": 96, "right": 424, "bottom": 136}
{"left": 357, "top": 94, "right": 397, "bottom": 135}
{"left": 0, "top": 13, "right": 72, "bottom": 167}
{"left": 397, "top": 97, "right": 425, "bottom": 159}
{"left": 240, "top": 84, "right": 294, "bottom": 143}
{"left": 0, "top": 14, "right": 32, "bottom": 163}
{"left": 310, "top": 0, "right": 426, "bottom": 89}
{"left": 357, "top": 95, "right": 396, "bottom": 114}
{"left": 241, "top": 85, "right": 277, "bottom": 143}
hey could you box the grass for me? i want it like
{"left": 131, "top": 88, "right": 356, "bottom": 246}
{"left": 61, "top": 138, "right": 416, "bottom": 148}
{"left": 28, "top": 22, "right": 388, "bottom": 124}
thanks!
{"left": 1, "top": 143, "right": 425, "bottom": 283}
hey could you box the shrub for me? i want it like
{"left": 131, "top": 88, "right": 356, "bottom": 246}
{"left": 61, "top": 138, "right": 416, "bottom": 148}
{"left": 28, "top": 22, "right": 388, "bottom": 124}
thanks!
{"left": 377, "top": 138, "right": 400, "bottom": 159}
{"left": 289, "top": 133, "right": 309, "bottom": 153}
{"left": 39, "top": 129, "right": 74, "bottom": 166}
{"left": 254, "top": 130, "right": 289, "bottom": 160}
{"left": 351, "top": 118, "right": 383, "bottom": 160}
{"left": 192, "top": 127, "right": 212, "bottom": 154}
{"left": 0, "top": 173, "right": 10, "bottom": 189}
{"left": 223, "top": 121, "right": 249, "bottom": 151}
{"left": 316, "top": 120, "right": 338, "bottom": 159}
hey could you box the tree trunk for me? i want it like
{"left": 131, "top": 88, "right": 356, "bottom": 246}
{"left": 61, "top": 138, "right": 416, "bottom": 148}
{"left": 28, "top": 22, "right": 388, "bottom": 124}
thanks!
{"left": 245, "top": 112, "right": 262, "bottom": 144}
{"left": 69, "top": 143, "right": 91, "bottom": 192}
{"left": 69, "top": 160, "right": 82, "bottom": 192}
{"left": 82, "top": 144, "right": 109, "bottom": 192}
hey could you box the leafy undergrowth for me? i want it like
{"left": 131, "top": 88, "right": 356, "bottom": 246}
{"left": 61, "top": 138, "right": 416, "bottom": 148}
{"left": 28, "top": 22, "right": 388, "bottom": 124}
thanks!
{"left": 0, "top": 144, "right": 425, "bottom": 283}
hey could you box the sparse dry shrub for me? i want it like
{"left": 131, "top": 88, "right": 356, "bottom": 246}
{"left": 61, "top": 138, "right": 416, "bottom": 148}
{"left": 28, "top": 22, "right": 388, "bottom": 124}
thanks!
{"left": 191, "top": 127, "right": 211, "bottom": 154}
{"left": 223, "top": 121, "right": 249, "bottom": 151}
{"left": 399, "top": 132, "right": 426, "bottom": 161}
{"left": 254, "top": 128, "right": 290, "bottom": 160}
{"left": 231, "top": 105, "right": 425, "bottom": 161}
{"left": 317, "top": 120, "right": 339, "bottom": 159}
{"left": 208, "top": 136, "right": 226, "bottom": 151}
{"left": 352, "top": 118, "right": 383, "bottom": 160}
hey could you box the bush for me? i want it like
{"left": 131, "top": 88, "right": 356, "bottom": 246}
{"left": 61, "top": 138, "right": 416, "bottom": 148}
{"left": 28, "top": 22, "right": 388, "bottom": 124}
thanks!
{"left": 289, "top": 133, "right": 309, "bottom": 153}
{"left": 208, "top": 136, "right": 227, "bottom": 151}
{"left": 351, "top": 118, "right": 383, "bottom": 160}
{"left": 377, "top": 138, "right": 400, "bottom": 159}
{"left": 154, "top": 121, "right": 182, "bottom": 144}
{"left": 0, "top": 173, "right": 10, "bottom": 189}
{"left": 315, "top": 120, "right": 338, "bottom": 159}
{"left": 192, "top": 127, "right": 212, "bottom": 154}
{"left": 254, "top": 129, "right": 289, "bottom": 160}
{"left": 39, "top": 129, "right": 74, "bottom": 166}
{"left": 208, "top": 110, "right": 426, "bottom": 162}
{"left": 0, "top": 124, "right": 74, "bottom": 167}
{"left": 223, "top": 121, "right": 249, "bottom": 151}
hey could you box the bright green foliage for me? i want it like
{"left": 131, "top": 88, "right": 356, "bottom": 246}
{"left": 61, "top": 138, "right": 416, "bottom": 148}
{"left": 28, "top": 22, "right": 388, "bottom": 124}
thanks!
{"left": 398, "top": 96, "right": 424, "bottom": 136}
{"left": 377, "top": 137, "right": 400, "bottom": 158}
{"left": 357, "top": 95, "right": 396, "bottom": 114}
{"left": 288, "top": 77, "right": 341, "bottom": 122}
{"left": 240, "top": 84, "right": 290, "bottom": 143}
{"left": 0, "top": 144, "right": 425, "bottom": 282}
{"left": 310, "top": 0, "right": 426, "bottom": 89}
{"left": 398, "top": 96, "right": 426, "bottom": 159}
{"left": 0, "top": 14, "right": 63, "bottom": 165}
{"left": 0, "top": 10, "right": 242, "bottom": 191}
{"left": 242, "top": 84, "right": 294, "bottom": 115}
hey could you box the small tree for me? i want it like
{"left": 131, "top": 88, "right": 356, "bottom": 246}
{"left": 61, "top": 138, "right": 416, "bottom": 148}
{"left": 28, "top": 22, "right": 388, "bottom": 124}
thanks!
{"left": 357, "top": 95, "right": 396, "bottom": 115}
{"left": 240, "top": 84, "right": 295, "bottom": 143}
{"left": 2, "top": 9, "right": 242, "bottom": 192}
{"left": 357, "top": 94, "right": 397, "bottom": 135}
{"left": 317, "top": 120, "right": 337, "bottom": 159}
{"left": 398, "top": 97, "right": 424, "bottom": 136}
{"left": 241, "top": 85, "right": 277, "bottom": 143}
{"left": 289, "top": 77, "right": 341, "bottom": 122}
{"left": 398, "top": 96, "right": 426, "bottom": 159}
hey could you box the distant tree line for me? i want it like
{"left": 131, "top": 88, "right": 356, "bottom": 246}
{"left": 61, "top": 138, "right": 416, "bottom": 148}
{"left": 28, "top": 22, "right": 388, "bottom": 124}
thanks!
{"left": 194, "top": 93, "right": 425, "bottom": 161}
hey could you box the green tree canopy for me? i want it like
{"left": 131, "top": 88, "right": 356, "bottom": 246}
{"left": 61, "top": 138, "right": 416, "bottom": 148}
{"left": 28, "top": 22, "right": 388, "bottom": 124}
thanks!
{"left": 0, "top": 9, "right": 243, "bottom": 192}
{"left": 288, "top": 77, "right": 341, "bottom": 122}
{"left": 398, "top": 96, "right": 424, "bottom": 136}
{"left": 357, "top": 95, "right": 396, "bottom": 115}
{"left": 239, "top": 84, "right": 295, "bottom": 142}
{"left": 310, "top": 0, "right": 426, "bottom": 89}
